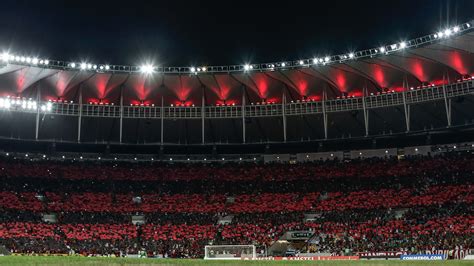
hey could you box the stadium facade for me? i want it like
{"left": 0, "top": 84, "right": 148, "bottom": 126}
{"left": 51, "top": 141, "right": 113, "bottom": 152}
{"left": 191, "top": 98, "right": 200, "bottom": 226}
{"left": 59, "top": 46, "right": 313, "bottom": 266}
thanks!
{"left": 0, "top": 21, "right": 473, "bottom": 155}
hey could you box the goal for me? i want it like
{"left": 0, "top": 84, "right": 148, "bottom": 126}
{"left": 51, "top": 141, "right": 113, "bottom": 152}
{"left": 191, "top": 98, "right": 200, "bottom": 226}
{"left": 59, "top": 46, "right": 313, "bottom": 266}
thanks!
{"left": 204, "top": 245, "right": 257, "bottom": 260}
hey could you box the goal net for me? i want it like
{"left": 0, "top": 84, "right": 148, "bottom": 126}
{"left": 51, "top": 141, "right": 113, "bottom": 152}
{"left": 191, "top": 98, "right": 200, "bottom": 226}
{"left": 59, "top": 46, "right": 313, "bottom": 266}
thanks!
{"left": 204, "top": 245, "right": 256, "bottom": 260}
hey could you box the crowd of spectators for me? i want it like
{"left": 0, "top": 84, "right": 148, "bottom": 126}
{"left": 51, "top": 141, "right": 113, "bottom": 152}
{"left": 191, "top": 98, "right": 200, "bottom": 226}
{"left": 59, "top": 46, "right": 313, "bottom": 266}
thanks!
{"left": 0, "top": 153, "right": 472, "bottom": 257}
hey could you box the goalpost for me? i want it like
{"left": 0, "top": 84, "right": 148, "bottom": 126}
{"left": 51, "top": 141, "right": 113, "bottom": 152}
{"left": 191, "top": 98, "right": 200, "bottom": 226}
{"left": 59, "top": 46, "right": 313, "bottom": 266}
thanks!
{"left": 204, "top": 245, "right": 257, "bottom": 260}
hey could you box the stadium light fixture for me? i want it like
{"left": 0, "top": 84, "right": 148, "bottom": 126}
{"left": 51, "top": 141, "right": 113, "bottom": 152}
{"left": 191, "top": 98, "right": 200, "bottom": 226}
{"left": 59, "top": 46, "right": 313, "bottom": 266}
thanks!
{"left": 324, "top": 56, "right": 330, "bottom": 62}
{"left": 105, "top": 65, "right": 110, "bottom": 70}
{"left": 399, "top": 42, "right": 407, "bottom": 49}
{"left": 1, "top": 52, "right": 9, "bottom": 62}
{"left": 80, "top": 63, "right": 87, "bottom": 70}
{"left": 190, "top": 67, "right": 196, "bottom": 73}
{"left": 348, "top": 53, "right": 354, "bottom": 59}
{"left": 70, "top": 63, "right": 76, "bottom": 68}
{"left": 444, "top": 29, "right": 452, "bottom": 36}
{"left": 453, "top": 26, "right": 460, "bottom": 33}
{"left": 299, "top": 60, "right": 304, "bottom": 65}
{"left": 140, "top": 64, "right": 154, "bottom": 74}
{"left": 281, "top": 62, "right": 286, "bottom": 67}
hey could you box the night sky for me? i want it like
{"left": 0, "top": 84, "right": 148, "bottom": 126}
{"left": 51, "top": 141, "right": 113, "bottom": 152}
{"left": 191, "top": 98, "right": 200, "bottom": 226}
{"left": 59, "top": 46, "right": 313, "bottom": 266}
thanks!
{"left": 0, "top": 0, "right": 472, "bottom": 67}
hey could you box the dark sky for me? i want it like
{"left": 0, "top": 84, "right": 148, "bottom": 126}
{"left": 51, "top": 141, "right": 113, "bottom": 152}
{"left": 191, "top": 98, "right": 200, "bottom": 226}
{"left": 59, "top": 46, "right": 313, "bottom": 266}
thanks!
{"left": 0, "top": 0, "right": 472, "bottom": 67}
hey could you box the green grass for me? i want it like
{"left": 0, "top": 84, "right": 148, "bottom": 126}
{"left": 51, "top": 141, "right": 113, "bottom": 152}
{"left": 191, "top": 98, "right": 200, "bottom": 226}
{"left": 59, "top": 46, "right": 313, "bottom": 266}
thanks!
{"left": 0, "top": 256, "right": 471, "bottom": 266}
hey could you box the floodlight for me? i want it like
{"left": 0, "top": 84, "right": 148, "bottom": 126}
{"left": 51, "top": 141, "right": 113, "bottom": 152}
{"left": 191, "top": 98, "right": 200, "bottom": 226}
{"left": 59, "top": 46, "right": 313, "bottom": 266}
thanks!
{"left": 453, "top": 26, "right": 459, "bottom": 32}
{"left": 80, "top": 63, "right": 87, "bottom": 70}
{"left": 140, "top": 64, "right": 154, "bottom": 74}
{"left": 348, "top": 53, "right": 354, "bottom": 59}
{"left": 190, "top": 67, "right": 196, "bottom": 72}
{"left": 1, "top": 52, "right": 9, "bottom": 61}
{"left": 244, "top": 64, "right": 250, "bottom": 71}
{"left": 399, "top": 42, "right": 407, "bottom": 49}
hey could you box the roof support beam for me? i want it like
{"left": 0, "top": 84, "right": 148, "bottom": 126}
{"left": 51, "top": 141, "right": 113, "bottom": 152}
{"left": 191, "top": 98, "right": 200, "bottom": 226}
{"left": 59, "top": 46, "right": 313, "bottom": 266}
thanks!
{"left": 322, "top": 90, "right": 328, "bottom": 139}
{"left": 201, "top": 90, "right": 205, "bottom": 144}
{"left": 282, "top": 92, "right": 287, "bottom": 142}
{"left": 77, "top": 84, "right": 83, "bottom": 143}
{"left": 442, "top": 74, "right": 452, "bottom": 127}
{"left": 35, "top": 84, "right": 41, "bottom": 140}
{"left": 160, "top": 96, "right": 164, "bottom": 145}
{"left": 362, "top": 86, "right": 369, "bottom": 136}
{"left": 402, "top": 78, "right": 410, "bottom": 132}
{"left": 242, "top": 86, "right": 246, "bottom": 144}
{"left": 119, "top": 86, "right": 124, "bottom": 143}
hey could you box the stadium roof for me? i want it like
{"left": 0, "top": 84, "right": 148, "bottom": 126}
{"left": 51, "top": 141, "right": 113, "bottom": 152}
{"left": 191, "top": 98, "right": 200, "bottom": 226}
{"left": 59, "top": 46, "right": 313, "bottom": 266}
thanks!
{"left": 0, "top": 22, "right": 472, "bottom": 105}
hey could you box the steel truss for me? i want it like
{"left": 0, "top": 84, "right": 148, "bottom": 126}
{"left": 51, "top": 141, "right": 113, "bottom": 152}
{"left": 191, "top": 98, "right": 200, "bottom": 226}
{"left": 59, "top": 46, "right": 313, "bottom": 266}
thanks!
{"left": 1, "top": 22, "right": 472, "bottom": 75}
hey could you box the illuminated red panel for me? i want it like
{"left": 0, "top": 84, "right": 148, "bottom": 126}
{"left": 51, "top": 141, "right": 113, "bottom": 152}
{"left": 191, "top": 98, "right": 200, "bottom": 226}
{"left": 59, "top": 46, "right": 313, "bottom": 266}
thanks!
{"left": 411, "top": 60, "right": 426, "bottom": 82}
{"left": 450, "top": 51, "right": 468, "bottom": 75}
{"left": 179, "top": 75, "right": 200, "bottom": 102}
{"left": 231, "top": 74, "right": 260, "bottom": 97}
{"left": 91, "top": 74, "right": 111, "bottom": 99}
{"left": 373, "top": 65, "right": 386, "bottom": 86}
{"left": 131, "top": 75, "right": 147, "bottom": 100}
{"left": 15, "top": 69, "right": 27, "bottom": 93}
{"left": 317, "top": 67, "right": 371, "bottom": 94}
{"left": 54, "top": 72, "right": 77, "bottom": 97}
{"left": 197, "top": 75, "right": 229, "bottom": 102}
{"left": 335, "top": 73, "right": 346, "bottom": 92}
{"left": 266, "top": 71, "right": 311, "bottom": 97}
{"left": 249, "top": 73, "right": 270, "bottom": 99}
{"left": 215, "top": 74, "right": 241, "bottom": 102}
{"left": 348, "top": 90, "right": 363, "bottom": 97}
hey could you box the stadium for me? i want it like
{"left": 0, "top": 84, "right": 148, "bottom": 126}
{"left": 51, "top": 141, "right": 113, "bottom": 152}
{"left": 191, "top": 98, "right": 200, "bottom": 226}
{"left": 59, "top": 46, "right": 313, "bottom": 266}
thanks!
{"left": 0, "top": 1, "right": 473, "bottom": 265}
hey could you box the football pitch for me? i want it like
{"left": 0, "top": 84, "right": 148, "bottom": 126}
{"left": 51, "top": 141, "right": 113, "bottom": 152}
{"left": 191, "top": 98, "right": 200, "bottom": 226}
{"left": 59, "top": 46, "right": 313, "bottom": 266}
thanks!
{"left": 0, "top": 256, "right": 472, "bottom": 266}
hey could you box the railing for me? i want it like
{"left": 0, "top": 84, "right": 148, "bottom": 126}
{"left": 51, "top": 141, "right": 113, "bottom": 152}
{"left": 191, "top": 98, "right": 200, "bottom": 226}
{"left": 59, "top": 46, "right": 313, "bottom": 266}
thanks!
{"left": 1, "top": 80, "right": 473, "bottom": 119}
